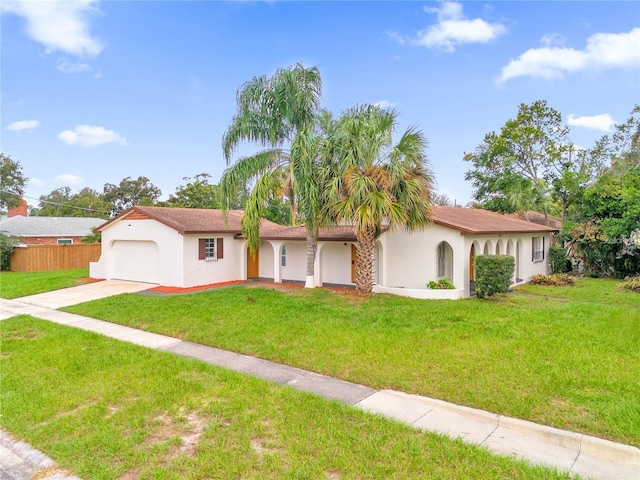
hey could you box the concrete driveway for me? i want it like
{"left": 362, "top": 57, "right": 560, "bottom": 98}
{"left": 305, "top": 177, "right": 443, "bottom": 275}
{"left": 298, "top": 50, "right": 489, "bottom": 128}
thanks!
{"left": 14, "top": 279, "right": 153, "bottom": 309}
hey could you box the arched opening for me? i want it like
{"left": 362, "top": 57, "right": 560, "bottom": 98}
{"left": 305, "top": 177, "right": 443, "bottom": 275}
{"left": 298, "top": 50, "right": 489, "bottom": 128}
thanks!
{"left": 483, "top": 240, "right": 492, "bottom": 255}
{"left": 436, "top": 241, "right": 454, "bottom": 284}
{"left": 515, "top": 239, "right": 522, "bottom": 281}
{"left": 496, "top": 239, "right": 504, "bottom": 255}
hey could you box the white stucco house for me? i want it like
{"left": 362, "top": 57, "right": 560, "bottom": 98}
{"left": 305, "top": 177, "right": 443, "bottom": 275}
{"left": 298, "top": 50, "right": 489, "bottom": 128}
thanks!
{"left": 90, "top": 206, "right": 558, "bottom": 298}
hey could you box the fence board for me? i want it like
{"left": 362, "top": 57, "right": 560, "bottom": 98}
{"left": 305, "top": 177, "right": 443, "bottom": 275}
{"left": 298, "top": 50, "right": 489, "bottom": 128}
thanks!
{"left": 10, "top": 244, "right": 101, "bottom": 272}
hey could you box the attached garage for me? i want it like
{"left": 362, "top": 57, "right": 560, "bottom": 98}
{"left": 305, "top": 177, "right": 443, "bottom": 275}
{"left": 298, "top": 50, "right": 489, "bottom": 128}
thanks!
{"left": 109, "top": 240, "right": 160, "bottom": 284}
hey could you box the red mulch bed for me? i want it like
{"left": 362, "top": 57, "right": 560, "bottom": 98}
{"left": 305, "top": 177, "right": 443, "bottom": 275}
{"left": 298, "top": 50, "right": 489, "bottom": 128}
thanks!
{"left": 149, "top": 280, "right": 245, "bottom": 294}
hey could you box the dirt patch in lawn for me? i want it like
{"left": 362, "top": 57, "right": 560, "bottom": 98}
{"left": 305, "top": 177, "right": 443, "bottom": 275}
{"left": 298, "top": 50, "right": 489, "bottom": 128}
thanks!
{"left": 146, "top": 409, "right": 207, "bottom": 457}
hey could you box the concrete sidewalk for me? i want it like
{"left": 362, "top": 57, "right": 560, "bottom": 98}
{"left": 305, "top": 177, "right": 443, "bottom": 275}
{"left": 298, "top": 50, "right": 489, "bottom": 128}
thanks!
{"left": 1, "top": 288, "right": 638, "bottom": 480}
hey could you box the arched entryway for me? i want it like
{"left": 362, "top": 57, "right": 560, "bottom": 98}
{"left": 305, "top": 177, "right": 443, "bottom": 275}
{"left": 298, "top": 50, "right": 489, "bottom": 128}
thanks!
{"left": 436, "top": 241, "right": 454, "bottom": 283}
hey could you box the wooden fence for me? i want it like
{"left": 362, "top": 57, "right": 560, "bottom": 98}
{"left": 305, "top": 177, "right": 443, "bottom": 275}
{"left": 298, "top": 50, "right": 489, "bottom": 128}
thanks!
{"left": 10, "top": 244, "right": 102, "bottom": 272}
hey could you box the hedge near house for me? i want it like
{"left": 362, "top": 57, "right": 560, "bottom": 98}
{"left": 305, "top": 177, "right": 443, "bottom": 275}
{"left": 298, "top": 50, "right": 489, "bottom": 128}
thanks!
{"left": 474, "top": 254, "right": 515, "bottom": 298}
{"left": 548, "top": 246, "right": 569, "bottom": 273}
{"left": 0, "top": 233, "right": 18, "bottom": 271}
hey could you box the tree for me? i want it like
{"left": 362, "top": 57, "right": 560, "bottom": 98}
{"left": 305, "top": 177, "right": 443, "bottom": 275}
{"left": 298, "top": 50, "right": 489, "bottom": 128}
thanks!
{"left": 464, "top": 100, "right": 571, "bottom": 217}
{"left": 103, "top": 176, "right": 162, "bottom": 216}
{"left": 324, "top": 105, "right": 434, "bottom": 294}
{"left": 0, "top": 153, "right": 28, "bottom": 211}
{"left": 36, "top": 187, "right": 111, "bottom": 218}
{"left": 161, "top": 173, "right": 224, "bottom": 209}
{"left": 220, "top": 63, "right": 325, "bottom": 288}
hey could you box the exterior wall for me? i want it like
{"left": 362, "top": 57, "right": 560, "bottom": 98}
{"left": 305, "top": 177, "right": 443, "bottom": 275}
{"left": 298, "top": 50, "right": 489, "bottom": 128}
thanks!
{"left": 319, "top": 241, "right": 353, "bottom": 285}
{"left": 280, "top": 241, "right": 307, "bottom": 282}
{"left": 90, "top": 219, "right": 184, "bottom": 286}
{"left": 463, "top": 233, "right": 554, "bottom": 293}
{"left": 379, "top": 224, "right": 466, "bottom": 290}
{"left": 18, "top": 236, "right": 85, "bottom": 245}
{"left": 257, "top": 240, "right": 275, "bottom": 279}
{"left": 182, "top": 234, "right": 245, "bottom": 288}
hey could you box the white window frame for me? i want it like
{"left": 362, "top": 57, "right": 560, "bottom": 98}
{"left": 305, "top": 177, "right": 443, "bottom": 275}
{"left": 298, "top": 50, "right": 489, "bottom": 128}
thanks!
{"left": 281, "top": 244, "right": 287, "bottom": 267}
{"left": 532, "top": 236, "right": 544, "bottom": 262}
{"left": 204, "top": 238, "right": 216, "bottom": 262}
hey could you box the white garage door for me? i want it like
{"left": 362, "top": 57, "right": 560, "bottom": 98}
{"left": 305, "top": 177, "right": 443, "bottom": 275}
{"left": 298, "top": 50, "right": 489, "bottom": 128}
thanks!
{"left": 110, "top": 240, "right": 160, "bottom": 284}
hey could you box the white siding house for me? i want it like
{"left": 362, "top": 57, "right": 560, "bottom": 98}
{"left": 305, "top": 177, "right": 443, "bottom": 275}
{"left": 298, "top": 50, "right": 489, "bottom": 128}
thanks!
{"left": 90, "top": 205, "right": 558, "bottom": 298}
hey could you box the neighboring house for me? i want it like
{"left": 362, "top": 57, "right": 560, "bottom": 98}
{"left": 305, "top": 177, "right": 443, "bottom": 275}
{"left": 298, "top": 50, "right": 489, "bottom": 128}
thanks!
{"left": 0, "top": 201, "right": 104, "bottom": 245}
{"left": 90, "top": 205, "right": 558, "bottom": 299}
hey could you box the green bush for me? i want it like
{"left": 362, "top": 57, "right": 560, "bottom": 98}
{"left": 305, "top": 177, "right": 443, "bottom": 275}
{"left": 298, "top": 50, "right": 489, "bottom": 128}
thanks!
{"left": 0, "top": 233, "right": 18, "bottom": 271}
{"left": 617, "top": 276, "right": 640, "bottom": 293}
{"left": 474, "top": 255, "right": 515, "bottom": 299}
{"left": 548, "top": 246, "right": 568, "bottom": 273}
{"left": 427, "top": 278, "right": 455, "bottom": 289}
{"left": 529, "top": 273, "right": 575, "bottom": 286}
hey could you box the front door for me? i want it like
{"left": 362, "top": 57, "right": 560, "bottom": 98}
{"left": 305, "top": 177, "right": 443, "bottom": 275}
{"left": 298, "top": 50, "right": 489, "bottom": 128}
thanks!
{"left": 247, "top": 247, "right": 259, "bottom": 278}
{"left": 469, "top": 244, "right": 475, "bottom": 281}
{"left": 351, "top": 244, "right": 357, "bottom": 283}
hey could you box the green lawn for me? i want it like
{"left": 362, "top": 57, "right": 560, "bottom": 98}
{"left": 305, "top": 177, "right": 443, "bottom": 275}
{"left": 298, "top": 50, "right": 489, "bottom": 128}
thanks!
{"left": 64, "top": 281, "right": 640, "bottom": 447}
{"left": 514, "top": 277, "right": 640, "bottom": 307}
{"left": 0, "top": 269, "right": 90, "bottom": 299}
{"left": 0, "top": 317, "right": 570, "bottom": 479}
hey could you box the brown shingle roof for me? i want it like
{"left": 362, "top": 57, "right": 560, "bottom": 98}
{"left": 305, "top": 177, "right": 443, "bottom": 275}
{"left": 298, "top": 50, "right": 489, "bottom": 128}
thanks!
{"left": 96, "top": 205, "right": 558, "bottom": 238}
{"left": 431, "top": 206, "right": 559, "bottom": 235}
{"left": 95, "top": 206, "right": 281, "bottom": 235}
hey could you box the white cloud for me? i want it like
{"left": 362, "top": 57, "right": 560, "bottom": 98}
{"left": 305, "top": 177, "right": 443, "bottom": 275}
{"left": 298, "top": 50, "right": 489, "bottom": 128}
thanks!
{"left": 1, "top": 0, "right": 103, "bottom": 57}
{"left": 412, "top": 1, "right": 507, "bottom": 52}
{"left": 55, "top": 174, "right": 84, "bottom": 186}
{"left": 499, "top": 27, "right": 640, "bottom": 82}
{"left": 374, "top": 100, "right": 396, "bottom": 109}
{"left": 29, "top": 178, "right": 45, "bottom": 188}
{"left": 7, "top": 120, "right": 39, "bottom": 131}
{"left": 58, "top": 125, "right": 128, "bottom": 147}
{"left": 568, "top": 113, "right": 616, "bottom": 132}
{"left": 56, "top": 57, "right": 92, "bottom": 74}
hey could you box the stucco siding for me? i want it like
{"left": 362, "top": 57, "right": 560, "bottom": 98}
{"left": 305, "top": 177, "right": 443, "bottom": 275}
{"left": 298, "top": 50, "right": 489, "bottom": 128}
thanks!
{"left": 320, "top": 242, "right": 353, "bottom": 285}
{"left": 379, "top": 225, "right": 465, "bottom": 290}
{"left": 280, "top": 241, "right": 306, "bottom": 282}
{"left": 182, "top": 234, "right": 244, "bottom": 288}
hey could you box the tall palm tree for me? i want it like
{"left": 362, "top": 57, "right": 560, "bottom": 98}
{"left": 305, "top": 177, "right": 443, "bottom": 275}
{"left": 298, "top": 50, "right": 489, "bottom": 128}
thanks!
{"left": 324, "top": 105, "right": 434, "bottom": 294}
{"left": 220, "top": 63, "right": 325, "bottom": 288}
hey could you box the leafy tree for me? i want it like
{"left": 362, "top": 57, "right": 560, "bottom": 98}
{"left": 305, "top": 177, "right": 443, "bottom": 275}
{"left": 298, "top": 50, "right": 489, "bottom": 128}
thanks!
{"left": 591, "top": 105, "right": 640, "bottom": 177}
{"left": 464, "top": 100, "right": 572, "bottom": 216}
{"left": 221, "top": 63, "right": 325, "bottom": 288}
{"left": 0, "top": 153, "right": 28, "bottom": 211}
{"left": 161, "top": 173, "right": 223, "bottom": 209}
{"left": 324, "top": 105, "right": 433, "bottom": 294}
{"left": 103, "top": 176, "right": 162, "bottom": 216}
{"left": 0, "top": 233, "right": 18, "bottom": 271}
{"left": 36, "top": 187, "right": 111, "bottom": 218}
{"left": 432, "top": 192, "right": 454, "bottom": 207}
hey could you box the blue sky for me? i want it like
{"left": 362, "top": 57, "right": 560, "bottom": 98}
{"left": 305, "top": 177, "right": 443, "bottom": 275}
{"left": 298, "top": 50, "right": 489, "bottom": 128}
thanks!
{"left": 2, "top": 1, "right": 639, "bottom": 209}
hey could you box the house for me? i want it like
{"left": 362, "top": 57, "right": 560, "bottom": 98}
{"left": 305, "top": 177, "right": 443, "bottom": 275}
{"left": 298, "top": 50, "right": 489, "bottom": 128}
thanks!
{"left": 90, "top": 205, "right": 558, "bottom": 298}
{"left": 0, "top": 200, "right": 105, "bottom": 245}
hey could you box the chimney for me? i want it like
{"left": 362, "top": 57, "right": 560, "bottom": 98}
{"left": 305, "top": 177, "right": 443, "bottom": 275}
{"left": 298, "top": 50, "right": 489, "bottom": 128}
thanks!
{"left": 8, "top": 199, "right": 28, "bottom": 217}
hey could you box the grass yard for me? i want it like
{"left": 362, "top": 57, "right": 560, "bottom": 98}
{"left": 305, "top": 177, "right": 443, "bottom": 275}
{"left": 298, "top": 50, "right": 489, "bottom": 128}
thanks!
{"left": 65, "top": 281, "right": 640, "bottom": 447}
{"left": 0, "top": 317, "right": 570, "bottom": 479}
{"left": 515, "top": 277, "right": 640, "bottom": 307}
{"left": 0, "top": 268, "right": 90, "bottom": 299}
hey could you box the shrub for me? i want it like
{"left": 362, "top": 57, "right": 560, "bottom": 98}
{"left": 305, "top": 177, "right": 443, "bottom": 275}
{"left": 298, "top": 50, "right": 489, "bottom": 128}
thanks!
{"left": 529, "top": 273, "right": 575, "bottom": 286}
{"left": 548, "top": 246, "right": 568, "bottom": 273}
{"left": 427, "top": 278, "right": 455, "bottom": 290}
{"left": 0, "top": 233, "right": 18, "bottom": 271}
{"left": 474, "top": 255, "right": 515, "bottom": 299}
{"left": 617, "top": 276, "right": 640, "bottom": 293}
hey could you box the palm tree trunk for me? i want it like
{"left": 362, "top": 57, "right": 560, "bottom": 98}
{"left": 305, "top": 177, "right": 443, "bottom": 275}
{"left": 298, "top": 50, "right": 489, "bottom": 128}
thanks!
{"left": 355, "top": 226, "right": 376, "bottom": 294}
{"left": 304, "top": 226, "right": 317, "bottom": 288}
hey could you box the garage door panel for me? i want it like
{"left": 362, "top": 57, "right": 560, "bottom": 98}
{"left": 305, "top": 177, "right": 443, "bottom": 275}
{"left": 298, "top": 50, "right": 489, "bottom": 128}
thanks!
{"left": 111, "top": 240, "right": 160, "bottom": 284}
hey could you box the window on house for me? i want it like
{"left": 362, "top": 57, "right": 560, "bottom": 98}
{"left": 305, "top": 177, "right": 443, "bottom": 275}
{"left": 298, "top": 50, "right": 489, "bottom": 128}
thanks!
{"left": 199, "top": 238, "right": 224, "bottom": 262}
{"left": 532, "top": 236, "right": 544, "bottom": 262}
{"left": 281, "top": 245, "right": 287, "bottom": 267}
{"left": 437, "top": 242, "right": 446, "bottom": 277}
{"left": 57, "top": 238, "right": 72, "bottom": 245}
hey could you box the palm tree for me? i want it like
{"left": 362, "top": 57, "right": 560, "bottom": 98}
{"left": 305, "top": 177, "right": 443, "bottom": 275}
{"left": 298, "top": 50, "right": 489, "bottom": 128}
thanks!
{"left": 324, "top": 105, "right": 434, "bottom": 294}
{"left": 220, "top": 63, "right": 325, "bottom": 288}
